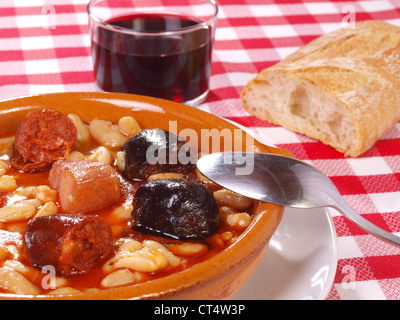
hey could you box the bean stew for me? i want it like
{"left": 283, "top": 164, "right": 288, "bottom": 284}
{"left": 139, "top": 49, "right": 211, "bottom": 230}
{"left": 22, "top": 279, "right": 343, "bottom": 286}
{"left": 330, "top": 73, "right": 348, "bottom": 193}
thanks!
{"left": 0, "top": 109, "right": 264, "bottom": 296}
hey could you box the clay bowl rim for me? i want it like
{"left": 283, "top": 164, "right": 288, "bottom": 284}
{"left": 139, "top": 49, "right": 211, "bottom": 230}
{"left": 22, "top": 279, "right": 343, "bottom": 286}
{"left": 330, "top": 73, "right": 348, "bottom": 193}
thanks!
{"left": 0, "top": 92, "right": 285, "bottom": 300}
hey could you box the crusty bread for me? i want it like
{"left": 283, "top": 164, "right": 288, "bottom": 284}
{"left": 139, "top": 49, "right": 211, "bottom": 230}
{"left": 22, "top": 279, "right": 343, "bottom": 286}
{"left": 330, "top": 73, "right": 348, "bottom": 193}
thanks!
{"left": 241, "top": 20, "right": 400, "bottom": 157}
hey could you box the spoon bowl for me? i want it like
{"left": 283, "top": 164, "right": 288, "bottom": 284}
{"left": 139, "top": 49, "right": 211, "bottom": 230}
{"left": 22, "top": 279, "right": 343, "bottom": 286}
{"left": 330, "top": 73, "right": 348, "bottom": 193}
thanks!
{"left": 197, "top": 152, "right": 400, "bottom": 248}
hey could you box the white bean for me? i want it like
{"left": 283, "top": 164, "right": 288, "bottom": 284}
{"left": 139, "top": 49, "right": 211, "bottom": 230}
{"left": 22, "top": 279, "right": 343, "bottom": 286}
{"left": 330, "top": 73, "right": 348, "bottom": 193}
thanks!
{"left": 143, "top": 240, "right": 181, "bottom": 267}
{"left": 101, "top": 269, "right": 136, "bottom": 288}
{"left": 118, "top": 116, "right": 141, "bottom": 136}
{"left": 134, "top": 271, "right": 149, "bottom": 283}
{"left": 226, "top": 212, "right": 252, "bottom": 230}
{"left": 47, "top": 287, "right": 81, "bottom": 295}
{"left": 66, "top": 151, "right": 87, "bottom": 162}
{"left": 0, "top": 267, "right": 40, "bottom": 295}
{"left": 0, "top": 137, "right": 15, "bottom": 159}
{"left": 0, "top": 200, "right": 39, "bottom": 222}
{"left": 15, "top": 185, "right": 57, "bottom": 203}
{"left": 147, "top": 173, "right": 184, "bottom": 181}
{"left": 68, "top": 113, "right": 90, "bottom": 145}
{"left": 89, "top": 119, "right": 127, "bottom": 148}
{"left": 0, "top": 160, "right": 8, "bottom": 170}
{"left": 2, "top": 260, "right": 36, "bottom": 275}
{"left": 102, "top": 239, "right": 143, "bottom": 273}
{"left": 5, "top": 223, "right": 24, "bottom": 234}
{"left": 113, "top": 247, "right": 168, "bottom": 273}
{"left": 88, "top": 146, "right": 111, "bottom": 164}
{"left": 0, "top": 245, "right": 10, "bottom": 263}
{"left": 0, "top": 175, "right": 17, "bottom": 192}
{"left": 166, "top": 243, "right": 208, "bottom": 257}
{"left": 4, "top": 245, "right": 19, "bottom": 260}
{"left": 0, "top": 160, "right": 9, "bottom": 177}
{"left": 84, "top": 287, "right": 101, "bottom": 293}
{"left": 15, "top": 186, "right": 35, "bottom": 198}
{"left": 208, "top": 232, "right": 236, "bottom": 249}
{"left": 111, "top": 202, "right": 133, "bottom": 221}
{"left": 34, "top": 201, "right": 58, "bottom": 217}
{"left": 34, "top": 186, "right": 57, "bottom": 203}
{"left": 116, "top": 151, "right": 125, "bottom": 172}
{"left": 116, "top": 239, "right": 143, "bottom": 255}
{"left": 44, "top": 276, "right": 68, "bottom": 290}
{"left": 213, "top": 189, "right": 253, "bottom": 210}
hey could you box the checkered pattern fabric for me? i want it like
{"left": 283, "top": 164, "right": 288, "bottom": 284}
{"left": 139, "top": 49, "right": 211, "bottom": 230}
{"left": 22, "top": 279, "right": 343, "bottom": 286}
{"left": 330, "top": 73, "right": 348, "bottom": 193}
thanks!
{"left": 1, "top": 0, "right": 400, "bottom": 300}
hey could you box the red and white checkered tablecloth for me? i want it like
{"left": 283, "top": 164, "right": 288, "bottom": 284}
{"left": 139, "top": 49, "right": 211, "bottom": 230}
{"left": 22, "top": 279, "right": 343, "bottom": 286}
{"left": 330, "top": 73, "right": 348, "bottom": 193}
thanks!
{"left": 2, "top": 0, "right": 400, "bottom": 300}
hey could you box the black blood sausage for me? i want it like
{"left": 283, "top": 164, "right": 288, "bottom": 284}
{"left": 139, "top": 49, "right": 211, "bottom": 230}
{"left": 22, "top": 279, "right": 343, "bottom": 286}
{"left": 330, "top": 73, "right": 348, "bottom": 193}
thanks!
{"left": 132, "top": 179, "right": 220, "bottom": 240}
{"left": 120, "top": 129, "right": 195, "bottom": 181}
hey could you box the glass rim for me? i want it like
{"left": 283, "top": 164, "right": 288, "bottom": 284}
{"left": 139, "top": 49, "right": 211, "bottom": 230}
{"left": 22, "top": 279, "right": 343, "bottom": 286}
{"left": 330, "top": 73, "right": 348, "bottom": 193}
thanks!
{"left": 87, "top": 0, "right": 218, "bottom": 36}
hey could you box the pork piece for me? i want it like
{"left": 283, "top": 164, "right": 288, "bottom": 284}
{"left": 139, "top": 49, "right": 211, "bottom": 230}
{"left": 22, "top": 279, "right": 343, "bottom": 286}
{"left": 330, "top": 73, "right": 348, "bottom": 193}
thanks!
{"left": 24, "top": 214, "right": 114, "bottom": 277}
{"left": 11, "top": 109, "right": 77, "bottom": 172}
{"left": 49, "top": 160, "right": 121, "bottom": 214}
{"left": 120, "top": 129, "right": 196, "bottom": 181}
{"left": 132, "top": 179, "right": 220, "bottom": 240}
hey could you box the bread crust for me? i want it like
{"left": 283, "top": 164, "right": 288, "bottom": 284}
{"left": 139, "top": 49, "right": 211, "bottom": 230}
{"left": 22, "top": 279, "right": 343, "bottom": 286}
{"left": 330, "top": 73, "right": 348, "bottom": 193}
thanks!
{"left": 241, "top": 20, "right": 400, "bottom": 157}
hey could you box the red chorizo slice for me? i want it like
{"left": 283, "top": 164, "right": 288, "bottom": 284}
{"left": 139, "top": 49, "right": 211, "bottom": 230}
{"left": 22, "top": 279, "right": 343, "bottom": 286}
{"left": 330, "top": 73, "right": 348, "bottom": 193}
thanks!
{"left": 11, "top": 109, "right": 77, "bottom": 172}
{"left": 24, "top": 214, "right": 115, "bottom": 277}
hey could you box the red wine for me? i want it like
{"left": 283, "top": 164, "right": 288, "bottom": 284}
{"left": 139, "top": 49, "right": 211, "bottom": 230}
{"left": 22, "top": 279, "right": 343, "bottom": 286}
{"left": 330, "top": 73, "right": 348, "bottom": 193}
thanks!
{"left": 91, "top": 13, "right": 213, "bottom": 103}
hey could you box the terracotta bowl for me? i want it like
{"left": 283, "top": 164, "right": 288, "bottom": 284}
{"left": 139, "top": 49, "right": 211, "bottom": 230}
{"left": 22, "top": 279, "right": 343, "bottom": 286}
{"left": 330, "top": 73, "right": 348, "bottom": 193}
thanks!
{"left": 0, "top": 92, "right": 288, "bottom": 300}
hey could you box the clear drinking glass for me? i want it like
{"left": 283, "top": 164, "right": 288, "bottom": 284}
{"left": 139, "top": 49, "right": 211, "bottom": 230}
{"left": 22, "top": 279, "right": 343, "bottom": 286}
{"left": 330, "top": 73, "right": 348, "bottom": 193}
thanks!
{"left": 87, "top": 0, "right": 218, "bottom": 107}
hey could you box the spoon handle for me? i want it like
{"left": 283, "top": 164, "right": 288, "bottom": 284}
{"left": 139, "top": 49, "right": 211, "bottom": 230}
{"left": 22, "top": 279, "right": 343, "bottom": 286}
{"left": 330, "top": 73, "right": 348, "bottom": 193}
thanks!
{"left": 333, "top": 197, "right": 400, "bottom": 248}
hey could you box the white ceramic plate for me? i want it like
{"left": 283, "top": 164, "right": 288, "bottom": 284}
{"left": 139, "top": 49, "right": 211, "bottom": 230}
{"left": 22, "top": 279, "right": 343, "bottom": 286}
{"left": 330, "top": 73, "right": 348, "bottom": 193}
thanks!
{"left": 232, "top": 206, "right": 337, "bottom": 300}
{"left": 221, "top": 118, "right": 338, "bottom": 300}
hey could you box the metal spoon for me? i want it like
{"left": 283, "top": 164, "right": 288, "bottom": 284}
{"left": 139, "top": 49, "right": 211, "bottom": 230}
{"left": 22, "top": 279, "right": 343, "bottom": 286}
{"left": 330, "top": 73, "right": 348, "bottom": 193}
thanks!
{"left": 196, "top": 152, "right": 400, "bottom": 248}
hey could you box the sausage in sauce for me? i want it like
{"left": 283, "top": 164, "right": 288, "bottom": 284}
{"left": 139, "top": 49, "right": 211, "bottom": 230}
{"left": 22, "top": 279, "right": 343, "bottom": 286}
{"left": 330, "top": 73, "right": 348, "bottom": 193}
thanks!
{"left": 24, "top": 214, "right": 115, "bottom": 277}
{"left": 11, "top": 109, "right": 77, "bottom": 172}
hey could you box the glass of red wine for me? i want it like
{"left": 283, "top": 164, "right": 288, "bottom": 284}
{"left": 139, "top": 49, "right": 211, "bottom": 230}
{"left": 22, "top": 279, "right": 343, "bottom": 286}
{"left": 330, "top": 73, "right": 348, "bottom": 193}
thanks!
{"left": 87, "top": 0, "right": 218, "bottom": 107}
